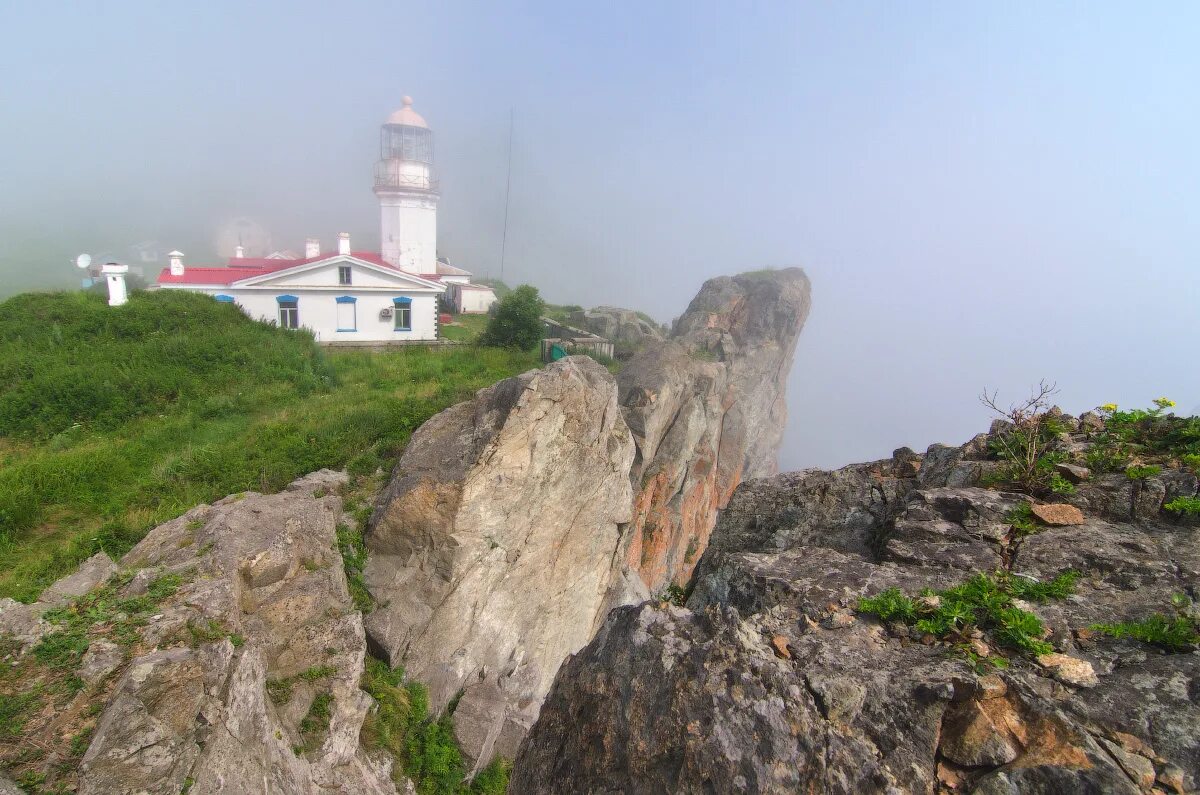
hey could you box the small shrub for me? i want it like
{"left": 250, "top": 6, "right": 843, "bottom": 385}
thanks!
{"left": 979, "top": 381, "right": 1065, "bottom": 495}
{"left": 658, "top": 584, "right": 687, "bottom": 607}
{"left": 478, "top": 285, "right": 546, "bottom": 350}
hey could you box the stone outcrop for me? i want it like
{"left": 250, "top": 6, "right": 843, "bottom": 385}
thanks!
{"left": 515, "top": 420, "right": 1200, "bottom": 794}
{"left": 363, "top": 356, "right": 638, "bottom": 771}
{"left": 0, "top": 552, "right": 117, "bottom": 653}
{"left": 566, "top": 306, "right": 664, "bottom": 355}
{"left": 619, "top": 268, "right": 811, "bottom": 591}
{"left": 73, "top": 471, "right": 401, "bottom": 795}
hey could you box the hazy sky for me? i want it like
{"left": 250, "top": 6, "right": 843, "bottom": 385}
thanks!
{"left": 1, "top": 2, "right": 1197, "bottom": 469}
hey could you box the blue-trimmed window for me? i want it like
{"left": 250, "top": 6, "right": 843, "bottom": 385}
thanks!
{"left": 276, "top": 295, "right": 299, "bottom": 329}
{"left": 393, "top": 296, "right": 412, "bottom": 331}
{"left": 335, "top": 295, "right": 356, "bottom": 332}
{"left": 214, "top": 294, "right": 234, "bottom": 303}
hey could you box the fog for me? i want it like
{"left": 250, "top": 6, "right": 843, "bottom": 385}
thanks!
{"left": 1, "top": 2, "right": 1197, "bottom": 469}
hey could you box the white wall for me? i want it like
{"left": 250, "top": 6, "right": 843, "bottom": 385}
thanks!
{"left": 184, "top": 287, "right": 440, "bottom": 342}
{"left": 380, "top": 193, "right": 437, "bottom": 274}
{"left": 456, "top": 288, "right": 496, "bottom": 314}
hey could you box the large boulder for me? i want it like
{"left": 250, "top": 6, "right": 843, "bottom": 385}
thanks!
{"left": 515, "top": 428, "right": 1200, "bottom": 794}
{"left": 619, "top": 268, "right": 811, "bottom": 591}
{"left": 363, "top": 356, "right": 639, "bottom": 771}
{"left": 77, "top": 470, "right": 400, "bottom": 795}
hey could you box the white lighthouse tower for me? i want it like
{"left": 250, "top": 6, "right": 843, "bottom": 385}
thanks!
{"left": 375, "top": 97, "right": 438, "bottom": 274}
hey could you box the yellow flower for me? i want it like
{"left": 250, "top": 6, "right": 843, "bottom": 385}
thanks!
{"left": 1100, "top": 403, "right": 1118, "bottom": 413}
{"left": 1153, "top": 397, "right": 1176, "bottom": 409}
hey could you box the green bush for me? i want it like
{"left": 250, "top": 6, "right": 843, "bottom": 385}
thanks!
{"left": 478, "top": 285, "right": 546, "bottom": 350}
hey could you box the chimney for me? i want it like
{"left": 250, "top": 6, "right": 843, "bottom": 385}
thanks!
{"left": 234, "top": 245, "right": 245, "bottom": 259}
{"left": 337, "top": 232, "right": 351, "bottom": 256}
{"left": 305, "top": 237, "right": 320, "bottom": 259}
{"left": 168, "top": 250, "right": 185, "bottom": 276}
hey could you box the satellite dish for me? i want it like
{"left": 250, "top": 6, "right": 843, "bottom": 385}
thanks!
{"left": 76, "top": 253, "right": 92, "bottom": 270}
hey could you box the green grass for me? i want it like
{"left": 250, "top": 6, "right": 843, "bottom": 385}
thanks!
{"left": 0, "top": 291, "right": 539, "bottom": 602}
{"left": 360, "top": 656, "right": 510, "bottom": 795}
{"left": 438, "top": 313, "right": 490, "bottom": 343}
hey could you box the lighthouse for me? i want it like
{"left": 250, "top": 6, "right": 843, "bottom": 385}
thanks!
{"left": 375, "top": 97, "right": 438, "bottom": 274}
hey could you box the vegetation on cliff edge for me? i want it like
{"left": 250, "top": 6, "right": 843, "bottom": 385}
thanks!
{"left": 0, "top": 290, "right": 539, "bottom": 602}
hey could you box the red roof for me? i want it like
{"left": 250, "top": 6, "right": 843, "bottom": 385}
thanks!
{"left": 156, "top": 252, "right": 442, "bottom": 286}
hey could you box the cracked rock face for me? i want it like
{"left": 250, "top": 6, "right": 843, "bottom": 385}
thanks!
{"left": 78, "top": 470, "right": 400, "bottom": 795}
{"left": 363, "top": 356, "right": 639, "bottom": 771}
{"left": 619, "top": 268, "right": 811, "bottom": 592}
{"left": 515, "top": 425, "right": 1200, "bottom": 794}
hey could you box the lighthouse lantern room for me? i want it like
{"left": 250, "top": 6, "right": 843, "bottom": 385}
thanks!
{"left": 375, "top": 96, "right": 439, "bottom": 274}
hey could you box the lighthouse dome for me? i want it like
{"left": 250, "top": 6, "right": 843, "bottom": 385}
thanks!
{"left": 386, "top": 96, "right": 428, "bottom": 128}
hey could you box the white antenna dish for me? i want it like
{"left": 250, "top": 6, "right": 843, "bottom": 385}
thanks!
{"left": 76, "top": 253, "right": 92, "bottom": 270}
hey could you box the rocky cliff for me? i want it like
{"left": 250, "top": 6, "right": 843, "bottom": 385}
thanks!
{"left": 0, "top": 471, "right": 405, "bottom": 794}
{"left": 363, "top": 356, "right": 639, "bottom": 771}
{"left": 514, "top": 413, "right": 1200, "bottom": 794}
{"left": 619, "top": 268, "right": 811, "bottom": 591}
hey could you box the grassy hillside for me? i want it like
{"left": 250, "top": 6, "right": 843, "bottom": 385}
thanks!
{"left": 0, "top": 291, "right": 539, "bottom": 602}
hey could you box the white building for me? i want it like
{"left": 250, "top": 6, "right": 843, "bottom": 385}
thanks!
{"left": 153, "top": 97, "right": 496, "bottom": 340}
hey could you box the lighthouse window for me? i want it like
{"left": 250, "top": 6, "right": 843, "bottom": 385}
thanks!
{"left": 277, "top": 299, "right": 299, "bottom": 329}
{"left": 338, "top": 265, "right": 352, "bottom": 285}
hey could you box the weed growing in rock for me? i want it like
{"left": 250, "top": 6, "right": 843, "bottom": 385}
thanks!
{"left": 336, "top": 522, "right": 373, "bottom": 614}
{"left": 1088, "top": 399, "right": 1200, "bottom": 473}
{"left": 657, "top": 583, "right": 687, "bottom": 607}
{"left": 979, "top": 381, "right": 1070, "bottom": 495}
{"left": 360, "top": 656, "right": 510, "bottom": 795}
{"left": 1005, "top": 503, "right": 1038, "bottom": 536}
{"left": 298, "top": 691, "right": 335, "bottom": 750}
{"left": 300, "top": 665, "right": 338, "bottom": 681}
{"left": 1092, "top": 614, "right": 1199, "bottom": 652}
{"left": 1163, "top": 496, "right": 1200, "bottom": 517}
{"left": 34, "top": 569, "right": 190, "bottom": 669}
{"left": 1125, "top": 464, "right": 1162, "bottom": 480}
{"left": 857, "top": 571, "right": 1078, "bottom": 661}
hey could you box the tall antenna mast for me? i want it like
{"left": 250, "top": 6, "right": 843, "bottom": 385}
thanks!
{"left": 499, "top": 107, "right": 514, "bottom": 283}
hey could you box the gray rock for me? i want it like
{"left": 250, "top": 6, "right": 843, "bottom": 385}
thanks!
{"left": 42, "top": 552, "right": 117, "bottom": 605}
{"left": 78, "top": 472, "right": 400, "bottom": 795}
{"left": 79, "top": 639, "right": 123, "bottom": 683}
{"left": 516, "top": 424, "right": 1200, "bottom": 793}
{"left": 566, "top": 306, "right": 664, "bottom": 354}
{"left": 364, "top": 356, "right": 637, "bottom": 771}
{"left": 619, "top": 268, "right": 811, "bottom": 591}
